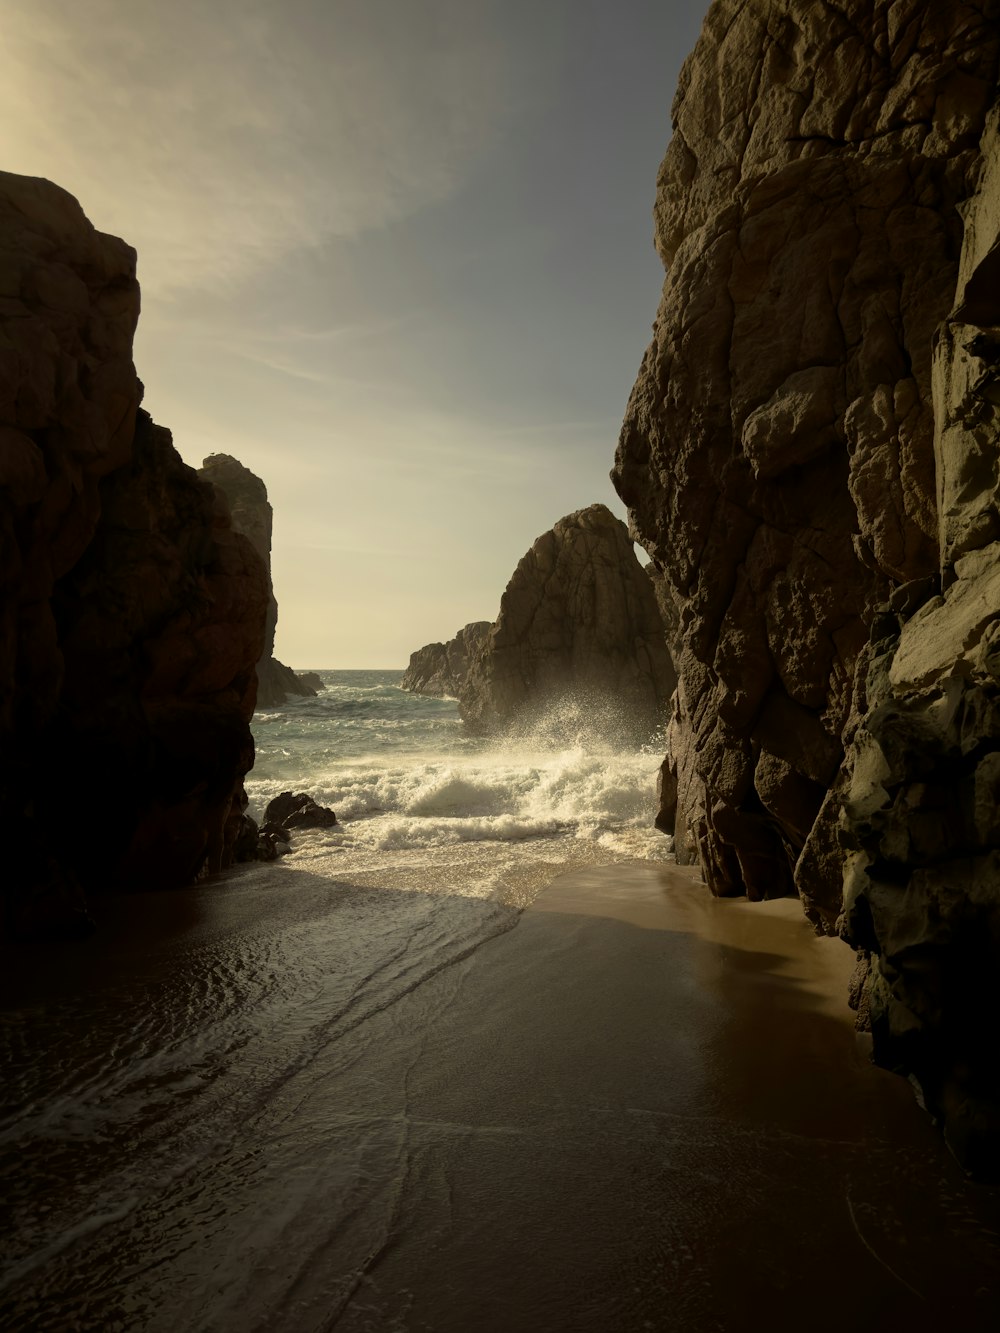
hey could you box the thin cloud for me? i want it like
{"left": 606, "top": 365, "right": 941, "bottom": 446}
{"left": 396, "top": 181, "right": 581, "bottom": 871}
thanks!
{"left": 1, "top": 0, "right": 512, "bottom": 297}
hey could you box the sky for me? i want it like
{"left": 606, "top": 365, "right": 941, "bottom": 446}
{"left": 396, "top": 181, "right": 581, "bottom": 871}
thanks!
{"left": 3, "top": 0, "right": 707, "bottom": 667}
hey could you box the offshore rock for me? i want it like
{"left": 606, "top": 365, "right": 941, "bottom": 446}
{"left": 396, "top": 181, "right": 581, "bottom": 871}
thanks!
{"left": 197, "top": 453, "right": 316, "bottom": 709}
{"left": 0, "top": 172, "right": 268, "bottom": 937}
{"left": 840, "top": 107, "right": 1000, "bottom": 1178}
{"left": 459, "top": 505, "right": 675, "bottom": 745}
{"left": 613, "top": 1, "right": 1000, "bottom": 911}
{"left": 402, "top": 622, "right": 492, "bottom": 698}
{"left": 263, "top": 791, "right": 337, "bottom": 830}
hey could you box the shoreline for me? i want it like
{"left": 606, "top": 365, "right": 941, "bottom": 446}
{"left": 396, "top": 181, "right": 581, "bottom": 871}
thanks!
{"left": 4, "top": 857, "right": 1000, "bottom": 1331}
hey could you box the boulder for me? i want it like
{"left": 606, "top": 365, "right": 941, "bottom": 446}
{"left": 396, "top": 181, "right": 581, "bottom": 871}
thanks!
{"left": 263, "top": 791, "right": 338, "bottom": 830}
{"left": 197, "top": 453, "right": 316, "bottom": 709}
{"left": 458, "top": 505, "right": 675, "bottom": 745}
{"left": 0, "top": 173, "right": 269, "bottom": 936}
{"left": 401, "top": 622, "right": 492, "bottom": 697}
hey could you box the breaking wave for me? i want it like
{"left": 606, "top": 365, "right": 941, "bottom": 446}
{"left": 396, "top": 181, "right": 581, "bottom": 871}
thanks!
{"left": 245, "top": 670, "right": 672, "bottom": 902}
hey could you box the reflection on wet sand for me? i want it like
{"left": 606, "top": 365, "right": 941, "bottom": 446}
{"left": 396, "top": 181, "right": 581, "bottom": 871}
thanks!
{"left": 2, "top": 863, "right": 999, "bottom": 1331}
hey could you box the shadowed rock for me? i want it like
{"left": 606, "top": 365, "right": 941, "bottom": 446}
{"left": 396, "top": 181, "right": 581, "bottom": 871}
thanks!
{"left": 263, "top": 791, "right": 337, "bottom": 830}
{"left": 0, "top": 173, "right": 269, "bottom": 936}
{"left": 197, "top": 453, "right": 316, "bottom": 708}
{"left": 839, "top": 106, "right": 1000, "bottom": 1179}
{"left": 613, "top": 0, "right": 1000, "bottom": 909}
{"left": 613, "top": 0, "right": 1000, "bottom": 1172}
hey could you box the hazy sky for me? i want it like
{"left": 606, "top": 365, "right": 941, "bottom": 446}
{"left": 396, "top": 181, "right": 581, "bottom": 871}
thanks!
{"left": 5, "top": 0, "right": 706, "bottom": 667}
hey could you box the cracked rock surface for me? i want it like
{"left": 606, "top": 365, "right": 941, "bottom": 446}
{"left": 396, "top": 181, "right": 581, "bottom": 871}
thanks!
{"left": 840, "top": 106, "right": 1000, "bottom": 1177}
{"left": 614, "top": 0, "right": 999, "bottom": 911}
{"left": 614, "top": 0, "right": 1000, "bottom": 1172}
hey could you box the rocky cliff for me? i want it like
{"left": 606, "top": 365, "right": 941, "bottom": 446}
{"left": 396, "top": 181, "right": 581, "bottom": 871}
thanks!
{"left": 197, "top": 453, "right": 315, "bottom": 709}
{"left": 840, "top": 107, "right": 1000, "bottom": 1176}
{"left": 458, "top": 505, "right": 675, "bottom": 744}
{"left": 0, "top": 173, "right": 268, "bottom": 937}
{"left": 401, "top": 622, "right": 492, "bottom": 698}
{"left": 613, "top": 1, "right": 1000, "bottom": 1170}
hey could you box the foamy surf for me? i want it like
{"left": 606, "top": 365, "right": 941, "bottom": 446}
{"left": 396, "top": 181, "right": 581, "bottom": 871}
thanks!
{"left": 245, "top": 671, "right": 673, "bottom": 903}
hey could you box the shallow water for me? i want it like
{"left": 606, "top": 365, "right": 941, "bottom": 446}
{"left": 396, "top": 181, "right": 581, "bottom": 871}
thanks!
{"left": 4, "top": 678, "right": 999, "bottom": 1329}
{"left": 4, "top": 867, "right": 1000, "bottom": 1331}
{"left": 246, "top": 670, "right": 673, "bottom": 904}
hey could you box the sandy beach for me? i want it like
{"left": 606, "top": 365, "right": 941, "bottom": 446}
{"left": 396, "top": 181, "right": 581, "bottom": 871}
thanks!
{"left": 328, "top": 864, "right": 1000, "bottom": 1331}
{"left": 3, "top": 862, "right": 1000, "bottom": 1331}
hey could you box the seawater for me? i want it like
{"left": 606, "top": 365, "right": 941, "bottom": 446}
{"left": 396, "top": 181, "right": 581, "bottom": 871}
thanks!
{"left": 6, "top": 677, "right": 1000, "bottom": 1329}
{"left": 246, "top": 669, "right": 674, "bottom": 906}
{"left": 0, "top": 669, "right": 676, "bottom": 1329}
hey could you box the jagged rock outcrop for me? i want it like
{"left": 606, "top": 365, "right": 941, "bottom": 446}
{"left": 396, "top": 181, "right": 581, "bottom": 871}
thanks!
{"left": 0, "top": 172, "right": 268, "bottom": 937}
{"left": 197, "top": 453, "right": 315, "bottom": 709}
{"left": 839, "top": 107, "right": 1000, "bottom": 1176}
{"left": 458, "top": 505, "right": 675, "bottom": 744}
{"left": 614, "top": 0, "right": 1000, "bottom": 907}
{"left": 613, "top": 2, "right": 1000, "bottom": 1171}
{"left": 401, "top": 622, "right": 492, "bottom": 697}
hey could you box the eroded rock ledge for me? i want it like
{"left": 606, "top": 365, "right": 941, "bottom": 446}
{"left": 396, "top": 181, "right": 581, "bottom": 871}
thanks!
{"left": 0, "top": 173, "right": 268, "bottom": 937}
{"left": 614, "top": 1, "right": 1000, "bottom": 1171}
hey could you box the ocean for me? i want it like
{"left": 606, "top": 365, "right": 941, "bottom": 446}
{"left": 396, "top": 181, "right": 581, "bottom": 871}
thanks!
{"left": 245, "top": 669, "right": 674, "bottom": 906}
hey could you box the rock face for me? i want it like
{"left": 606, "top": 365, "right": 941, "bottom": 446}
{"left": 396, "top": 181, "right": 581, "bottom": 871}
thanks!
{"left": 613, "top": 2, "right": 1000, "bottom": 1170}
{"left": 458, "top": 505, "right": 675, "bottom": 744}
{"left": 401, "top": 622, "right": 492, "bottom": 697}
{"left": 0, "top": 173, "right": 268, "bottom": 936}
{"left": 197, "top": 453, "right": 315, "bottom": 709}
{"left": 839, "top": 107, "right": 1000, "bottom": 1176}
{"left": 614, "top": 0, "right": 999, "bottom": 903}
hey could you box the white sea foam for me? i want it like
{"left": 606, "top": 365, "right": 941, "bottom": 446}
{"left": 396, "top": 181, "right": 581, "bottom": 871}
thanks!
{"left": 245, "top": 670, "right": 673, "bottom": 901}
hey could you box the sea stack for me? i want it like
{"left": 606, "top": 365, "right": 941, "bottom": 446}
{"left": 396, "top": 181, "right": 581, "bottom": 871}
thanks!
{"left": 0, "top": 173, "right": 269, "bottom": 937}
{"left": 613, "top": 0, "right": 1000, "bottom": 1171}
{"left": 198, "top": 453, "right": 316, "bottom": 709}
{"left": 401, "top": 622, "right": 492, "bottom": 698}
{"left": 458, "top": 504, "right": 675, "bottom": 744}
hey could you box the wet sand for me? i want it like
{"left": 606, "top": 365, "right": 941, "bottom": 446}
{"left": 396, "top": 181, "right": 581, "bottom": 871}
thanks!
{"left": 323, "top": 863, "right": 1000, "bottom": 1331}
{"left": 3, "top": 862, "right": 1000, "bottom": 1331}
